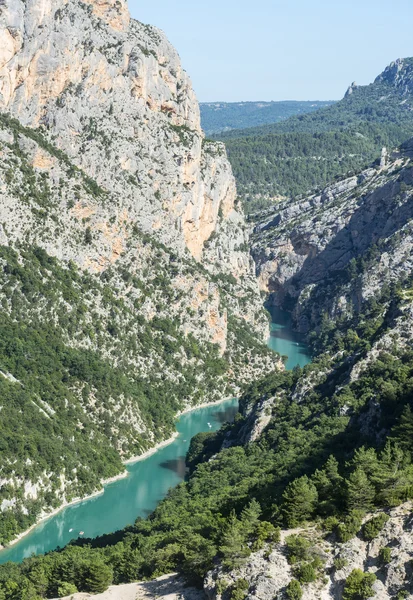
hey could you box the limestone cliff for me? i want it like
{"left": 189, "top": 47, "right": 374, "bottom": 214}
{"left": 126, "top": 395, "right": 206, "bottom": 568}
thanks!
{"left": 0, "top": 0, "right": 249, "bottom": 274}
{"left": 251, "top": 141, "right": 413, "bottom": 334}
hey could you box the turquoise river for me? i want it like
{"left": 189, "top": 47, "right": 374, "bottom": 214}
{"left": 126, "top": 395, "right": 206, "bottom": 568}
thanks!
{"left": 0, "top": 308, "right": 311, "bottom": 564}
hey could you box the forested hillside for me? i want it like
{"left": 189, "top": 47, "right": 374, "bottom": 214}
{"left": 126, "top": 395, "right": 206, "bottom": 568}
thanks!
{"left": 200, "top": 101, "right": 335, "bottom": 135}
{"left": 216, "top": 58, "right": 413, "bottom": 212}
{"left": 2, "top": 253, "right": 412, "bottom": 599}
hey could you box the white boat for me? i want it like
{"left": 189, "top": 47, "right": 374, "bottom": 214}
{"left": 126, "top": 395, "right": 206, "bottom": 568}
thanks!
{"left": 69, "top": 528, "right": 73, "bottom": 532}
{"left": 79, "top": 531, "right": 84, "bottom": 535}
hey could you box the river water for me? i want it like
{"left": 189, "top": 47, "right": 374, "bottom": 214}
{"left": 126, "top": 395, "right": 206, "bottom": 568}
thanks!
{"left": 267, "top": 306, "right": 311, "bottom": 370}
{"left": 0, "top": 308, "right": 310, "bottom": 564}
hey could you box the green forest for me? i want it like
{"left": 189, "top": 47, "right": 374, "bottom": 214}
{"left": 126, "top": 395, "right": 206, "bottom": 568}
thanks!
{"left": 214, "top": 70, "right": 413, "bottom": 212}
{"left": 0, "top": 242, "right": 272, "bottom": 547}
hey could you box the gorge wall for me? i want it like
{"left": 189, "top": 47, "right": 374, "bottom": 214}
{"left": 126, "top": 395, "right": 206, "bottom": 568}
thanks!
{"left": 0, "top": 0, "right": 249, "bottom": 274}
{"left": 0, "top": 0, "right": 279, "bottom": 543}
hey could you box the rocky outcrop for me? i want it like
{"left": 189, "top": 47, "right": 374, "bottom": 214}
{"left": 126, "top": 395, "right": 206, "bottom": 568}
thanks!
{"left": 204, "top": 503, "right": 413, "bottom": 600}
{"left": 375, "top": 57, "right": 413, "bottom": 96}
{"left": 0, "top": 0, "right": 249, "bottom": 274}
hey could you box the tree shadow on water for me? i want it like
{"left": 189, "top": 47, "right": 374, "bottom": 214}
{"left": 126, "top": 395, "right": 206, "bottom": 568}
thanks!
{"left": 159, "top": 457, "right": 187, "bottom": 478}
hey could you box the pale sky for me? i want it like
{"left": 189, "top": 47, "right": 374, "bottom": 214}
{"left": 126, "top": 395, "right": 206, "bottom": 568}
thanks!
{"left": 129, "top": 0, "right": 413, "bottom": 102}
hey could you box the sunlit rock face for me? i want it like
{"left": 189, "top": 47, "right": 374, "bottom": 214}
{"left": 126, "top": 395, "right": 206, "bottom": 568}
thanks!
{"left": 0, "top": 0, "right": 250, "bottom": 275}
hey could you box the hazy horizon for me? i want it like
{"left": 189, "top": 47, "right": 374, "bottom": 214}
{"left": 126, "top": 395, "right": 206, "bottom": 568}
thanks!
{"left": 130, "top": 0, "right": 413, "bottom": 103}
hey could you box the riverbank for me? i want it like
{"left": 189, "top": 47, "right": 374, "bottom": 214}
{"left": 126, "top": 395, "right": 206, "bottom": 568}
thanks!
{"left": 124, "top": 432, "right": 179, "bottom": 465}
{"left": 118, "top": 397, "right": 236, "bottom": 465}
{"left": 2, "top": 469, "right": 131, "bottom": 550}
{"left": 1, "top": 397, "right": 236, "bottom": 552}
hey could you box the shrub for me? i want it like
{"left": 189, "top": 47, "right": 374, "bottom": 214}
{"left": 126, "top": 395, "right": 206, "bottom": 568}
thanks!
{"left": 343, "top": 569, "right": 376, "bottom": 600}
{"left": 57, "top": 582, "right": 78, "bottom": 596}
{"left": 323, "top": 515, "right": 339, "bottom": 532}
{"left": 216, "top": 579, "right": 229, "bottom": 596}
{"left": 251, "top": 522, "right": 280, "bottom": 550}
{"left": 295, "top": 562, "right": 316, "bottom": 583}
{"left": 336, "top": 511, "right": 364, "bottom": 542}
{"left": 285, "top": 535, "right": 311, "bottom": 565}
{"left": 286, "top": 579, "right": 303, "bottom": 600}
{"left": 378, "top": 547, "right": 392, "bottom": 565}
{"left": 362, "top": 513, "right": 389, "bottom": 541}
{"left": 84, "top": 226, "right": 93, "bottom": 245}
{"left": 333, "top": 557, "right": 348, "bottom": 570}
{"left": 230, "top": 578, "right": 249, "bottom": 600}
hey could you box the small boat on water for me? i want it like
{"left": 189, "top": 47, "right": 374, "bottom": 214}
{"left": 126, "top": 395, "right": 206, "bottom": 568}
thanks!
{"left": 69, "top": 528, "right": 73, "bottom": 533}
{"left": 79, "top": 531, "right": 84, "bottom": 535}
{"left": 207, "top": 422, "right": 212, "bottom": 428}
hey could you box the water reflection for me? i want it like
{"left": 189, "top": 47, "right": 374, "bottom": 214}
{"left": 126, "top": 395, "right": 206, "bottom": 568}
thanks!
{"left": 211, "top": 404, "right": 239, "bottom": 424}
{"left": 266, "top": 306, "right": 311, "bottom": 370}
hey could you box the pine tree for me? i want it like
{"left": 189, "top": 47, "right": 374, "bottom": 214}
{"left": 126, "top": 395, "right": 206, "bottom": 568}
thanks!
{"left": 84, "top": 561, "right": 113, "bottom": 594}
{"left": 346, "top": 468, "right": 375, "bottom": 512}
{"left": 312, "top": 455, "right": 344, "bottom": 514}
{"left": 240, "top": 498, "right": 262, "bottom": 537}
{"left": 373, "top": 441, "right": 413, "bottom": 506}
{"left": 219, "top": 511, "right": 250, "bottom": 569}
{"left": 392, "top": 405, "right": 413, "bottom": 451}
{"left": 282, "top": 476, "right": 318, "bottom": 527}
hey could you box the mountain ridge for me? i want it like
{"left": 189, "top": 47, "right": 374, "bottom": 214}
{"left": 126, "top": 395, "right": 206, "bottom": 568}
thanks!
{"left": 214, "top": 57, "right": 413, "bottom": 212}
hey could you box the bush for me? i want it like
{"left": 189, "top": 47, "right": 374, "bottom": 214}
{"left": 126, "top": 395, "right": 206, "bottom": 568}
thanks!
{"left": 230, "top": 578, "right": 249, "bottom": 600}
{"left": 333, "top": 557, "right": 348, "bottom": 571}
{"left": 336, "top": 511, "right": 364, "bottom": 542}
{"left": 285, "top": 535, "right": 311, "bottom": 565}
{"left": 378, "top": 547, "right": 392, "bottom": 565}
{"left": 323, "top": 516, "right": 339, "bottom": 532}
{"left": 251, "top": 522, "right": 280, "bottom": 551}
{"left": 286, "top": 579, "right": 303, "bottom": 600}
{"left": 343, "top": 569, "right": 376, "bottom": 600}
{"left": 295, "top": 562, "right": 316, "bottom": 583}
{"left": 57, "top": 582, "right": 78, "bottom": 596}
{"left": 362, "top": 513, "right": 389, "bottom": 541}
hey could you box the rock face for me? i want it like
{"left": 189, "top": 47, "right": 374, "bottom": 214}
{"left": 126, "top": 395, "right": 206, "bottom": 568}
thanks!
{"left": 0, "top": 0, "right": 249, "bottom": 274}
{"left": 375, "top": 57, "right": 413, "bottom": 96}
{"left": 252, "top": 143, "right": 413, "bottom": 333}
{"left": 204, "top": 504, "right": 413, "bottom": 600}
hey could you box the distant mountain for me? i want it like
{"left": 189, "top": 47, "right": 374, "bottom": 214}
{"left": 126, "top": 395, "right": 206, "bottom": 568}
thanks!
{"left": 200, "top": 100, "right": 336, "bottom": 135}
{"left": 216, "top": 58, "right": 413, "bottom": 212}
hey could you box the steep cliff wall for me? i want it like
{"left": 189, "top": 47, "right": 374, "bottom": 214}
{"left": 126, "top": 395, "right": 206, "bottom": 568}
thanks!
{"left": 0, "top": 0, "right": 249, "bottom": 274}
{"left": 252, "top": 144, "right": 413, "bottom": 333}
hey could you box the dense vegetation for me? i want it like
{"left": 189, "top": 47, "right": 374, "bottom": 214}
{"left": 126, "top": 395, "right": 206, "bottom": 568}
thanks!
{"left": 0, "top": 242, "right": 272, "bottom": 546}
{"left": 1, "top": 262, "right": 412, "bottom": 598}
{"left": 200, "top": 101, "right": 335, "bottom": 135}
{"left": 213, "top": 64, "right": 413, "bottom": 212}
